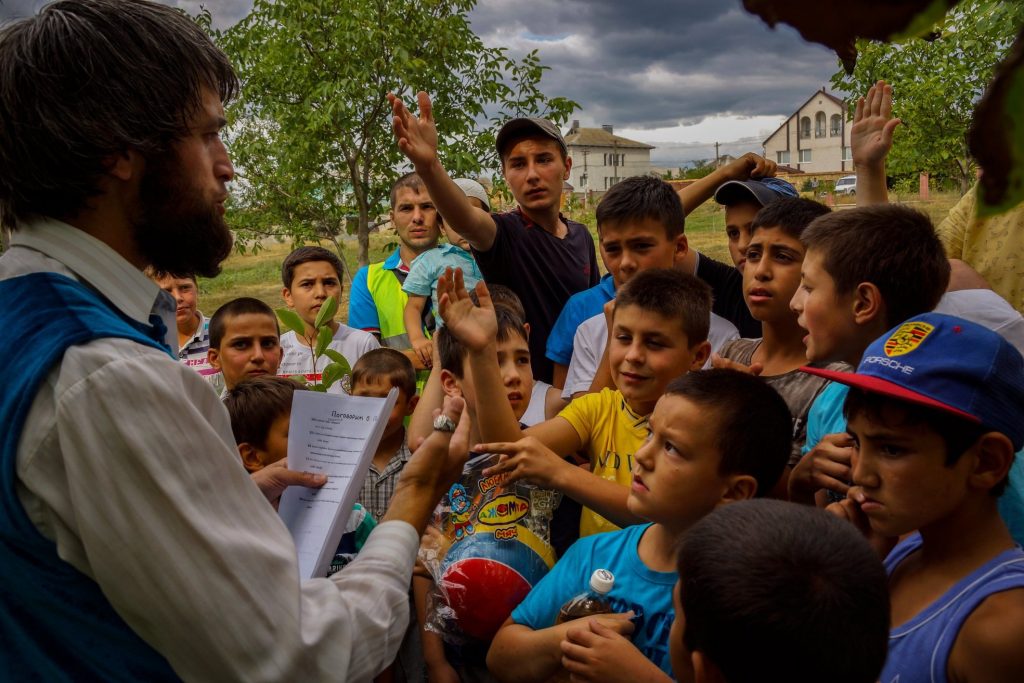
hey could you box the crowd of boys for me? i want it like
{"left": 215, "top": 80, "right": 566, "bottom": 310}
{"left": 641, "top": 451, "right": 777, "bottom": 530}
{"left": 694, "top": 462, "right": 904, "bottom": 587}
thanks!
{"left": 4, "top": 2, "right": 1024, "bottom": 682}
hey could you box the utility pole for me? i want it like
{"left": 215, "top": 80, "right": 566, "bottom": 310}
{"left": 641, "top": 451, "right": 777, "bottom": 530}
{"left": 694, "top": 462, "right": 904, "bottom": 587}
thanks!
{"left": 581, "top": 149, "right": 589, "bottom": 208}
{"left": 715, "top": 141, "right": 720, "bottom": 167}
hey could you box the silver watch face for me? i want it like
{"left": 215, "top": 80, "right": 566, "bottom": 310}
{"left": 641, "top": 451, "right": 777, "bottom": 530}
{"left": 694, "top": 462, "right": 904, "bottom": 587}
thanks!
{"left": 433, "top": 414, "right": 457, "bottom": 432}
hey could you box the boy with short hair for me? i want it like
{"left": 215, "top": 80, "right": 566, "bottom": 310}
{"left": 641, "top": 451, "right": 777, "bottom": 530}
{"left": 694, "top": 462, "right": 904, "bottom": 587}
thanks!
{"left": 488, "top": 370, "right": 794, "bottom": 681}
{"left": 442, "top": 267, "right": 713, "bottom": 537}
{"left": 788, "top": 204, "right": 949, "bottom": 504}
{"left": 716, "top": 197, "right": 840, "bottom": 470}
{"left": 150, "top": 270, "right": 223, "bottom": 391}
{"left": 208, "top": 297, "right": 283, "bottom": 392}
{"left": 390, "top": 92, "right": 600, "bottom": 384}
{"left": 546, "top": 175, "right": 737, "bottom": 397}
{"left": 670, "top": 499, "right": 889, "bottom": 683}
{"left": 279, "top": 246, "right": 379, "bottom": 388}
{"left": 811, "top": 313, "right": 1024, "bottom": 681}
{"left": 402, "top": 178, "right": 487, "bottom": 368}
{"left": 348, "top": 348, "right": 419, "bottom": 523}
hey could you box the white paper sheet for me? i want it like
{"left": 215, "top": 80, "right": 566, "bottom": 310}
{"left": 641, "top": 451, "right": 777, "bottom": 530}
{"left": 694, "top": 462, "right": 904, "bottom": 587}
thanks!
{"left": 278, "top": 388, "right": 398, "bottom": 578}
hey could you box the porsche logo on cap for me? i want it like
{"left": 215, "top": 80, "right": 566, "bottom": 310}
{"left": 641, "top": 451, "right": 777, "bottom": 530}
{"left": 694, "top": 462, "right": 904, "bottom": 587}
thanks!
{"left": 884, "top": 321, "right": 934, "bottom": 357}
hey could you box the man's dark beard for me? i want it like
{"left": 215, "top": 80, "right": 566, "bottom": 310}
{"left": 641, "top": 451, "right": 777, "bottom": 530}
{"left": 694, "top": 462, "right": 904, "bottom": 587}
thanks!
{"left": 133, "top": 150, "right": 233, "bottom": 278}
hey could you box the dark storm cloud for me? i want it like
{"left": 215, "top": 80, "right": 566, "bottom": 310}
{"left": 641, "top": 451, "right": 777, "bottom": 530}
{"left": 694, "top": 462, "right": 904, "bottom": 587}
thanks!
{"left": 469, "top": 0, "right": 842, "bottom": 129}
{"left": 1, "top": 0, "right": 842, "bottom": 130}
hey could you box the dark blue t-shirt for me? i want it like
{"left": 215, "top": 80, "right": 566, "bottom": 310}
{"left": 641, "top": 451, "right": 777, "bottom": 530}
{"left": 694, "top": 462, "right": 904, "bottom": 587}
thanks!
{"left": 474, "top": 208, "right": 599, "bottom": 383}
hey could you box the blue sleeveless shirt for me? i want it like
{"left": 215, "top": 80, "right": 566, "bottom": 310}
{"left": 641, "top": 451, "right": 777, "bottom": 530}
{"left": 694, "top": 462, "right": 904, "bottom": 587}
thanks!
{"left": 881, "top": 533, "right": 1024, "bottom": 683}
{"left": 0, "top": 272, "right": 180, "bottom": 681}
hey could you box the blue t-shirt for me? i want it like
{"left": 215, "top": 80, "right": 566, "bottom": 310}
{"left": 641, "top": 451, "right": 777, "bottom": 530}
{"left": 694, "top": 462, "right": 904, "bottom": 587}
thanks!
{"left": 545, "top": 274, "right": 616, "bottom": 366}
{"left": 510, "top": 523, "right": 676, "bottom": 676}
{"left": 802, "top": 382, "right": 1024, "bottom": 545}
{"left": 402, "top": 243, "right": 483, "bottom": 323}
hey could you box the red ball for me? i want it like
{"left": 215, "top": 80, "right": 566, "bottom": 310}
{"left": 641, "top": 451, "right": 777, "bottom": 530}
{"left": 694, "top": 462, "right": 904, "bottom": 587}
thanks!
{"left": 439, "top": 557, "right": 534, "bottom": 640}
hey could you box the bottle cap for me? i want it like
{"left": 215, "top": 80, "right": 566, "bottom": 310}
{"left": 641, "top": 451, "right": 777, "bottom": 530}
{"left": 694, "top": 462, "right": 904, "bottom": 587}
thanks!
{"left": 589, "top": 569, "right": 614, "bottom": 594}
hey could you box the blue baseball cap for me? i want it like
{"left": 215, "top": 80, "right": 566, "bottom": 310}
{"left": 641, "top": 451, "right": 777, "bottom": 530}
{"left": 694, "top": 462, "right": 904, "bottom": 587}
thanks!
{"left": 714, "top": 176, "right": 798, "bottom": 207}
{"left": 801, "top": 313, "right": 1024, "bottom": 450}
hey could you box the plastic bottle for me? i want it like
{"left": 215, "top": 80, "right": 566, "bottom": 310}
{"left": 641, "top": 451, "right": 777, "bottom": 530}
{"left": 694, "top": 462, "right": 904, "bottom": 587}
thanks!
{"left": 556, "top": 569, "right": 615, "bottom": 623}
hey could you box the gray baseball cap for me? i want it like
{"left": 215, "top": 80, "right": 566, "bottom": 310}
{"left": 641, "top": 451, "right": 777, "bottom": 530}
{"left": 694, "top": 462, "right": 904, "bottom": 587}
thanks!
{"left": 714, "top": 177, "right": 799, "bottom": 207}
{"left": 496, "top": 117, "right": 568, "bottom": 158}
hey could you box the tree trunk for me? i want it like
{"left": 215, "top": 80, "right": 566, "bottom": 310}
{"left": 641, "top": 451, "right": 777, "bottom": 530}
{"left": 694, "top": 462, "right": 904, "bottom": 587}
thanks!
{"left": 357, "top": 200, "right": 370, "bottom": 268}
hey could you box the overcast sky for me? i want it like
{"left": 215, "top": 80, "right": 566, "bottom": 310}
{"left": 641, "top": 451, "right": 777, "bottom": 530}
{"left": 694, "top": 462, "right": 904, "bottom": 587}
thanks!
{"left": 0, "top": 0, "right": 842, "bottom": 165}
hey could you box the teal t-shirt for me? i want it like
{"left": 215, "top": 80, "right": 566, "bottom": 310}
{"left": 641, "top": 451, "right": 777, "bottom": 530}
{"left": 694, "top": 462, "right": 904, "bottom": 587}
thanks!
{"left": 402, "top": 244, "right": 483, "bottom": 324}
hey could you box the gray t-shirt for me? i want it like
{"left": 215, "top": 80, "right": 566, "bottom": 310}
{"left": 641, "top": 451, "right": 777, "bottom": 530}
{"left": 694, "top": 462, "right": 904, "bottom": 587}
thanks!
{"left": 719, "top": 338, "right": 848, "bottom": 467}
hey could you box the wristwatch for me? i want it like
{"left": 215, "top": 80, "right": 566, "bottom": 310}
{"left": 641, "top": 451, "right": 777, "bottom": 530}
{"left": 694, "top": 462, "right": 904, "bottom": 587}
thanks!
{"left": 432, "top": 414, "right": 457, "bottom": 433}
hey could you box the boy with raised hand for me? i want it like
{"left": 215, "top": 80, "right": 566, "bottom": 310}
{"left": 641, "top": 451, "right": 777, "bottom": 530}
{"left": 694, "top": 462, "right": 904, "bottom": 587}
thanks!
{"left": 279, "top": 246, "right": 379, "bottom": 388}
{"left": 669, "top": 500, "right": 890, "bottom": 683}
{"left": 440, "top": 267, "right": 712, "bottom": 538}
{"left": 811, "top": 313, "right": 1024, "bottom": 681}
{"left": 207, "top": 297, "right": 283, "bottom": 393}
{"left": 546, "top": 175, "right": 738, "bottom": 398}
{"left": 389, "top": 91, "right": 599, "bottom": 384}
{"left": 715, "top": 197, "right": 841, "bottom": 475}
{"left": 786, "top": 204, "right": 950, "bottom": 505}
{"left": 488, "top": 370, "right": 794, "bottom": 682}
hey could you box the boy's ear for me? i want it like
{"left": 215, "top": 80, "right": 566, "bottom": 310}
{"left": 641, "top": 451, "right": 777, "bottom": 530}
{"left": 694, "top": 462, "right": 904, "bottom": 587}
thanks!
{"left": 106, "top": 148, "right": 143, "bottom": 182}
{"left": 523, "top": 322, "right": 531, "bottom": 340}
{"left": 562, "top": 155, "right": 573, "bottom": 180}
{"left": 719, "top": 474, "right": 758, "bottom": 504}
{"left": 851, "top": 281, "right": 884, "bottom": 326}
{"left": 281, "top": 286, "right": 294, "bottom": 309}
{"left": 673, "top": 234, "right": 690, "bottom": 262}
{"left": 692, "top": 651, "right": 727, "bottom": 683}
{"left": 440, "top": 369, "right": 464, "bottom": 398}
{"left": 688, "top": 340, "right": 712, "bottom": 371}
{"left": 405, "top": 394, "right": 420, "bottom": 416}
{"left": 968, "top": 432, "right": 1016, "bottom": 493}
{"left": 238, "top": 443, "right": 263, "bottom": 474}
{"left": 208, "top": 347, "right": 221, "bottom": 371}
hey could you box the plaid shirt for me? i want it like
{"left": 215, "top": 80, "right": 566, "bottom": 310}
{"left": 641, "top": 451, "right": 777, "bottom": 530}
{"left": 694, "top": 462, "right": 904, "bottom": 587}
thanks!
{"left": 358, "top": 442, "right": 411, "bottom": 523}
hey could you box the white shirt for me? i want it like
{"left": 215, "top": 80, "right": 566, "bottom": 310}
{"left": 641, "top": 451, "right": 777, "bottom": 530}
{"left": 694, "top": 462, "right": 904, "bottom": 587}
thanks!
{"left": 934, "top": 289, "right": 1024, "bottom": 356}
{"left": 278, "top": 325, "right": 380, "bottom": 394}
{"left": 1, "top": 220, "right": 418, "bottom": 681}
{"left": 562, "top": 311, "right": 740, "bottom": 399}
{"left": 521, "top": 380, "right": 553, "bottom": 427}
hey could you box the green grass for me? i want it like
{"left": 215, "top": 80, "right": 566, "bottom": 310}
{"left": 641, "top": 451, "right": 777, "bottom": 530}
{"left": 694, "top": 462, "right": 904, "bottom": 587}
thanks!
{"left": 199, "top": 192, "right": 961, "bottom": 322}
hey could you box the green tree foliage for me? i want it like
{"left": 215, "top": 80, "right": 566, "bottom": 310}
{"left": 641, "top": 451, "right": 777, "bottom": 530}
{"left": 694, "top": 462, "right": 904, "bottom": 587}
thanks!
{"left": 684, "top": 160, "right": 716, "bottom": 180}
{"left": 217, "top": 0, "right": 576, "bottom": 268}
{"left": 830, "top": 0, "right": 1024, "bottom": 194}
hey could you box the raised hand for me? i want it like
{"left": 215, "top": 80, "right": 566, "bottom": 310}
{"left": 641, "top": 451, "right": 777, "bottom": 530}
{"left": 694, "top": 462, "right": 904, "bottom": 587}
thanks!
{"left": 851, "top": 80, "right": 901, "bottom": 169}
{"left": 788, "top": 432, "right": 855, "bottom": 505}
{"left": 388, "top": 90, "right": 440, "bottom": 170}
{"left": 437, "top": 267, "right": 498, "bottom": 352}
{"left": 476, "top": 435, "right": 571, "bottom": 488}
{"left": 722, "top": 152, "right": 778, "bottom": 182}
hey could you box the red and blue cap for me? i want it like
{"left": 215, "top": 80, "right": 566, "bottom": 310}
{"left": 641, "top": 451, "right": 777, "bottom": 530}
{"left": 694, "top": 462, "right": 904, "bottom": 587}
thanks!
{"left": 801, "top": 313, "right": 1024, "bottom": 450}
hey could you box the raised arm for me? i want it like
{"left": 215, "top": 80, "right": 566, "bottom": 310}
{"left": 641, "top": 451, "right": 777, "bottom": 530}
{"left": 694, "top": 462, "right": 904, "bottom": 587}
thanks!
{"left": 675, "top": 152, "right": 777, "bottom": 215}
{"left": 389, "top": 91, "right": 498, "bottom": 251}
{"left": 852, "top": 80, "right": 901, "bottom": 206}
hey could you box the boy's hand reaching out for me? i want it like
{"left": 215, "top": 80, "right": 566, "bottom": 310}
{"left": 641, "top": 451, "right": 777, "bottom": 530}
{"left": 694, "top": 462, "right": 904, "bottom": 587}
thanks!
{"left": 477, "top": 436, "right": 572, "bottom": 489}
{"left": 851, "top": 80, "right": 901, "bottom": 170}
{"left": 389, "top": 91, "right": 440, "bottom": 171}
{"left": 721, "top": 152, "right": 777, "bottom": 182}
{"left": 437, "top": 267, "right": 497, "bottom": 352}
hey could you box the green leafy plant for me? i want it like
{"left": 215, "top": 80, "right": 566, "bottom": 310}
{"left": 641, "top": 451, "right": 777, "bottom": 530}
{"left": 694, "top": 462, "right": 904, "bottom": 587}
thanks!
{"left": 275, "top": 295, "right": 350, "bottom": 392}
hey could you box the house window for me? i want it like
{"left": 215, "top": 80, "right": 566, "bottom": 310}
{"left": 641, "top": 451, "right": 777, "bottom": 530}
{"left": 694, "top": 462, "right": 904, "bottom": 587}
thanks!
{"left": 799, "top": 149, "right": 812, "bottom": 163}
{"left": 830, "top": 114, "right": 842, "bottom": 137}
{"left": 842, "top": 146, "right": 853, "bottom": 161}
{"left": 815, "top": 112, "right": 826, "bottom": 138}
{"left": 800, "top": 116, "right": 811, "bottom": 139}
{"left": 776, "top": 151, "right": 790, "bottom": 164}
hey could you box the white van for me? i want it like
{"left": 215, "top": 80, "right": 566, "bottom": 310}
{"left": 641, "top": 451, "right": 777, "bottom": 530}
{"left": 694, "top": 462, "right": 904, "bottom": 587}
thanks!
{"left": 835, "top": 175, "right": 857, "bottom": 196}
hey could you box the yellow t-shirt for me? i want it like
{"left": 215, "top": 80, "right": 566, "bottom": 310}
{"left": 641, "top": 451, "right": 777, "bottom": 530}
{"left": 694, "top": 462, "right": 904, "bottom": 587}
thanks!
{"left": 558, "top": 388, "right": 649, "bottom": 537}
{"left": 938, "top": 186, "right": 1024, "bottom": 314}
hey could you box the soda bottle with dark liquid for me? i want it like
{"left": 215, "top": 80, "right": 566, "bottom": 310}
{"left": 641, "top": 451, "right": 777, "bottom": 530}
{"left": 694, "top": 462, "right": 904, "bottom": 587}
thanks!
{"left": 555, "top": 569, "right": 614, "bottom": 623}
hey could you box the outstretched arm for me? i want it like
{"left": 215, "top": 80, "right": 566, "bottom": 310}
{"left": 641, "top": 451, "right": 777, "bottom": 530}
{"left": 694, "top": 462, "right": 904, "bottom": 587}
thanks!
{"left": 389, "top": 91, "right": 498, "bottom": 251}
{"left": 852, "top": 80, "right": 901, "bottom": 206}
{"left": 675, "top": 152, "right": 778, "bottom": 215}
